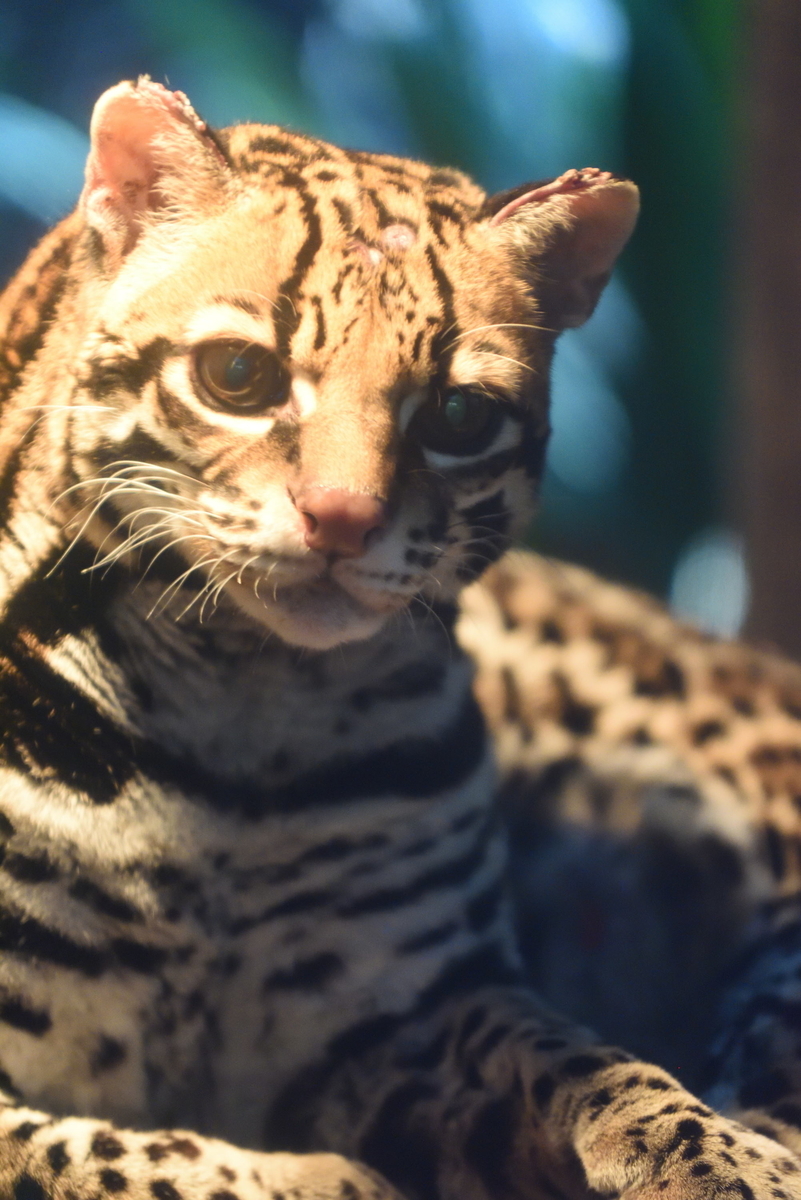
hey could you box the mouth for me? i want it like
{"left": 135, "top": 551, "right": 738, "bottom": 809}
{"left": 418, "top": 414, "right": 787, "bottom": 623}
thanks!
{"left": 222, "top": 565, "right": 408, "bottom": 650}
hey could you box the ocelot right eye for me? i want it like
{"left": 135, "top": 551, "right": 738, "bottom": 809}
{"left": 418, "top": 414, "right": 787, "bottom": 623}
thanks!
{"left": 195, "top": 341, "right": 289, "bottom": 414}
{"left": 409, "top": 387, "right": 503, "bottom": 457}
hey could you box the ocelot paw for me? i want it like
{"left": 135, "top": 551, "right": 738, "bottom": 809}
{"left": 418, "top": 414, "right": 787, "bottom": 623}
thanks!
{"left": 573, "top": 1069, "right": 801, "bottom": 1200}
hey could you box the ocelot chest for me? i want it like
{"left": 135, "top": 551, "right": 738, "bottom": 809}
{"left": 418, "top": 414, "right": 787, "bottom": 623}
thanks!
{"left": 0, "top": 599, "right": 509, "bottom": 1148}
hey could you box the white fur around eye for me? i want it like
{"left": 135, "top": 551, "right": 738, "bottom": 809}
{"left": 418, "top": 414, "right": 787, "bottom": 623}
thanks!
{"left": 184, "top": 305, "right": 273, "bottom": 346}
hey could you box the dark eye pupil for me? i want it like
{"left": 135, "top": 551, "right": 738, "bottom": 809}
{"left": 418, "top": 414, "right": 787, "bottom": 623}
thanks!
{"left": 224, "top": 354, "right": 254, "bottom": 392}
{"left": 444, "top": 391, "right": 469, "bottom": 428}
{"left": 196, "top": 340, "right": 288, "bottom": 413}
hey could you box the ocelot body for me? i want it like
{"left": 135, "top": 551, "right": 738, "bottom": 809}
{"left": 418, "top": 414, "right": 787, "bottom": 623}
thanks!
{"left": 0, "top": 75, "right": 798, "bottom": 1200}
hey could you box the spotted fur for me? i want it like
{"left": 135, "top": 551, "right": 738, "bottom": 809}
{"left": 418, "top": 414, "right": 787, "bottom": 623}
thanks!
{"left": 464, "top": 552, "right": 801, "bottom": 1160}
{"left": 0, "top": 73, "right": 795, "bottom": 1200}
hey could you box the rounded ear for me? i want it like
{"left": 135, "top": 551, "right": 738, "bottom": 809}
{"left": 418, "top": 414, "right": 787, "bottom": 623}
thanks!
{"left": 483, "top": 167, "right": 640, "bottom": 330}
{"left": 80, "top": 77, "right": 230, "bottom": 269}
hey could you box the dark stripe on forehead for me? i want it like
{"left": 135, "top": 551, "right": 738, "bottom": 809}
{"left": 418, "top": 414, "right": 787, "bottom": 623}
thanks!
{"left": 331, "top": 198, "right": 354, "bottom": 234}
{"left": 344, "top": 150, "right": 408, "bottom": 175}
{"left": 310, "top": 296, "right": 327, "bottom": 351}
{"left": 247, "top": 134, "right": 308, "bottom": 158}
{"left": 367, "top": 189, "right": 395, "bottom": 229}
{"left": 425, "top": 245, "right": 458, "bottom": 379}
{"left": 273, "top": 187, "right": 323, "bottom": 359}
{"left": 427, "top": 199, "right": 467, "bottom": 227}
{"left": 332, "top": 261, "right": 356, "bottom": 304}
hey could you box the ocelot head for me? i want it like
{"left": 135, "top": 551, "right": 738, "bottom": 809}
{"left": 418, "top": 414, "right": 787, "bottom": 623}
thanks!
{"left": 44, "top": 79, "right": 638, "bottom": 650}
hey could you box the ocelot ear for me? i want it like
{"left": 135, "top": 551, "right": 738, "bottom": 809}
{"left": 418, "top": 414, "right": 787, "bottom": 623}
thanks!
{"left": 482, "top": 168, "right": 640, "bottom": 330}
{"left": 80, "top": 77, "right": 230, "bottom": 269}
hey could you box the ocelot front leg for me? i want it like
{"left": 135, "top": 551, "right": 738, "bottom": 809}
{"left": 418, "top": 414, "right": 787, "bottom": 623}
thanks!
{"left": 280, "top": 987, "right": 801, "bottom": 1200}
{"left": 0, "top": 1086, "right": 398, "bottom": 1200}
{"left": 703, "top": 890, "right": 801, "bottom": 1157}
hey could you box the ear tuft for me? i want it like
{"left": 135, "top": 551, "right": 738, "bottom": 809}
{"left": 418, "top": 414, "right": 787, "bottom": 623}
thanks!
{"left": 81, "top": 77, "right": 229, "bottom": 268}
{"left": 486, "top": 167, "right": 639, "bottom": 329}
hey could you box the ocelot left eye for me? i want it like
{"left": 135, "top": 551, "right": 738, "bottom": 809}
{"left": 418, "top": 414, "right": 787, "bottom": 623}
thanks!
{"left": 195, "top": 341, "right": 289, "bottom": 414}
{"left": 410, "top": 388, "right": 503, "bottom": 456}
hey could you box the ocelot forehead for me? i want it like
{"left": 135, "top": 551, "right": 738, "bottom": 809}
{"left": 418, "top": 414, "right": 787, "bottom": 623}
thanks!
{"left": 106, "top": 123, "right": 540, "bottom": 403}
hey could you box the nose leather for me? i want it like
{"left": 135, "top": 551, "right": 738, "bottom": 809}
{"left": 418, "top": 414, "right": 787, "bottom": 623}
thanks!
{"left": 295, "top": 487, "right": 388, "bottom": 558}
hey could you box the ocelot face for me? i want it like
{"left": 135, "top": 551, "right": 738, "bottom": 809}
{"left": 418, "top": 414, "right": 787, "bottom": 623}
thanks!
{"left": 63, "top": 81, "right": 637, "bottom": 650}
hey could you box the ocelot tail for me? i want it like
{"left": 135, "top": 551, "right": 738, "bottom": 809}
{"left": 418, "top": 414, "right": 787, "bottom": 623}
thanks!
{"left": 0, "top": 75, "right": 799, "bottom": 1200}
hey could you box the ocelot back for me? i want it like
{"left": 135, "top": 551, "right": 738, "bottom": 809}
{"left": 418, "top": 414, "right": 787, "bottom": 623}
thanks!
{"left": 0, "top": 75, "right": 799, "bottom": 1200}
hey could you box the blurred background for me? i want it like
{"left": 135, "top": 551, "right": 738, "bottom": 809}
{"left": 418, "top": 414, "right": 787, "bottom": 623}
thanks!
{"left": 3, "top": 0, "right": 797, "bottom": 655}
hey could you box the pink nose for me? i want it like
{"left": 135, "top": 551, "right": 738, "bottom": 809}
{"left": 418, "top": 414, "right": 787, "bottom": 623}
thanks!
{"left": 294, "top": 487, "right": 388, "bottom": 557}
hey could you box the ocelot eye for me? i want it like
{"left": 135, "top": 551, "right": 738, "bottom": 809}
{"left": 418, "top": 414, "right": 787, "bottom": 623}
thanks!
{"left": 195, "top": 341, "right": 289, "bottom": 414}
{"left": 410, "top": 387, "right": 503, "bottom": 456}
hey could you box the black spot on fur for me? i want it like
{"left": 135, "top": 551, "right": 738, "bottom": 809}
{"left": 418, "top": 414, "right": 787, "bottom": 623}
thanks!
{"left": 553, "top": 674, "right": 596, "bottom": 736}
{"left": 71, "top": 879, "right": 140, "bottom": 923}
{"left": 13, "top": 1122, "right": 42, "bottom": 1141}
{"left": 47, "top": 1141, "right": 70, "bottom": 1175}
{"left": 2, "top": 852, "right": 56, "bottom": 882}
{"left": 0, "top": 997, "right": 51, "bottom": 1035}
{"left": 634, "top": 659, "right": 685, "bottom": 698}
{"left": 397, "top": 922, "right": 459, "bottom": 954}
{"left": 101, "top": 1169, "right": 129, "bottom": 1192}
{"left": 338, "top": 837, "right": 489, "bottom": 916}
{"left": 151, "top": 1183, "right": 182, "bottom": 1200}
{"left": 112, "top": 940, "right": 167, "bottom": 974}
{"left": 264, "top": 952, "right": 343, "bottom": 990}
{"left": 14, "top": 1176, "right": 46, "bottom": 1200}
{"left": 561, "top": 1054, "right": 608, "bottom": 1078}
{"left": 693, "top": 720, "right": 726, "bottom": 746}
{"left": 92, "top": 1132, "right": 126, "bottom": 1160}
{"left": 0, "top": 905, "right": 106, "bottom": 976}
{"left": 92, "top": 1036, "right": 127, "bottom": 1074}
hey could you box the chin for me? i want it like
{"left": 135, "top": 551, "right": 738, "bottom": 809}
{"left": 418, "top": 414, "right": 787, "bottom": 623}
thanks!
{"left": 224, "top": 575, "right": 396, "bottom": 650}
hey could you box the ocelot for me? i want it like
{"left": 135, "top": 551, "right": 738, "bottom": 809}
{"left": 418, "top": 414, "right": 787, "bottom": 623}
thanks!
{"left": 0, "top": 74, "right": 799, "bottom": 1200}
